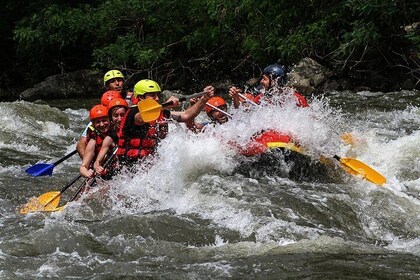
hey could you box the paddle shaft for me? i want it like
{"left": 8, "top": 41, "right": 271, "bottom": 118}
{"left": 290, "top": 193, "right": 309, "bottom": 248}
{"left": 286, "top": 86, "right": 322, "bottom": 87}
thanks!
{"left": 205, "top": 103, "right": 232, "bottom": 118}
{"left": 161, "top": 91, "right": 208, "bottom": 107}
{"left": 43, "top": 174, "right": 82, "bottom": 208}
{"left": 69, "top": 178, "right": 89, "bottom": 202}
{"left": 69, "top": 147, "right": 119, "bottom": 202}
{"left": 160, "top": 91, "right": 206, "bottom": 108}
{"left": 180, "top": 91, "right": 205, "bottom": 102}
{"left": 238, "top": 92, "right": 259, "bottom": 106}
{"left": 53, "top": 150, "right": 77, "bottom": 166}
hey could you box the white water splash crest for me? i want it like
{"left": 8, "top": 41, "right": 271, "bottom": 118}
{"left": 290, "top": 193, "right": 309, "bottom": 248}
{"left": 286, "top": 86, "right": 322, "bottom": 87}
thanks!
{"left": 201, "top": 93, "right": 347, "bottom": 159}
{"left": 101, "top": 96, "right": 362, "bottom": 241}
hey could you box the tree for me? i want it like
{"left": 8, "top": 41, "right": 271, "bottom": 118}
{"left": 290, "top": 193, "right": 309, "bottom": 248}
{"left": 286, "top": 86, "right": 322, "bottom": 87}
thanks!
{"left": 9, "top": 0, "right": 420, "bottom": 89}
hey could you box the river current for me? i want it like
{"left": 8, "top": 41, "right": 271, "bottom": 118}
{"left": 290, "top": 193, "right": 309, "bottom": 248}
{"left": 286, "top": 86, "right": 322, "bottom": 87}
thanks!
{"left": 0, "top": 90, "right": 419, "bottom": 279}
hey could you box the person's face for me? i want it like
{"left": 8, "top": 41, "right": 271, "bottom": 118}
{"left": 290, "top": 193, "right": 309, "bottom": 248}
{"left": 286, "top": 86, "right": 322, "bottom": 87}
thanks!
{"left": 260, "top": 74, "right": 270, "bottom": 90}
{"left": 142, "top": 92, "right": 160, "bottom": 101}
{"left": 111, "top": 107, "right": 127, "bottom": 127}
{"left": 92, "top": 116, "right": 110, "bottom": 134}
{"left": 209, "top": 105, "right": 228, "bottom": 124}
{"left": 107, "top": 78, "right": 124, "bottom": 92}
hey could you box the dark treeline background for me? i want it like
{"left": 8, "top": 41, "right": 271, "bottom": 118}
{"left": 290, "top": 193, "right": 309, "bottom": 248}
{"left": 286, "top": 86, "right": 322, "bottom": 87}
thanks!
{"left": 1, "top": 0, "right": 419, "bottom": 97}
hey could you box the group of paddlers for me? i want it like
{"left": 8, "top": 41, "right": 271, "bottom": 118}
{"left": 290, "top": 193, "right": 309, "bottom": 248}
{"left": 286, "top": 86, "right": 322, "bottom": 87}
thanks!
{"left": 76, "top": 64, "right": 308, "bottom": 181}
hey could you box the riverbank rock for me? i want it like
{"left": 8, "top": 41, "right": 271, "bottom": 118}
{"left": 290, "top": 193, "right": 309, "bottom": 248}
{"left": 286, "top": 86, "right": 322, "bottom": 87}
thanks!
{"left": 288, "top": 58, "right": 333, "bottom": 95}
{"left": 19, "top": 70, "right": 102, "bottom": 101}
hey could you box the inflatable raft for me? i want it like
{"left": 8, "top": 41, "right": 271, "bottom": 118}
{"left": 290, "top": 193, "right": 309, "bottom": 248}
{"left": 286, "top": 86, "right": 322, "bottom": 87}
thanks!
{"left": 235, "top": 130, "right": 342, "bottom": 182}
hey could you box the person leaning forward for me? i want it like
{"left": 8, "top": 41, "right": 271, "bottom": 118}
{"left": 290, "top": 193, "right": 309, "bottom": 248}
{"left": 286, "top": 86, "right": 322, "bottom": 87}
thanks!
{"left": 96, "top": 79, "right": 214, "bottom": 169}
{"left": 76, "top": 69, "right": 133, "bottom": 159}
{"left": 229, "top": 63, "right": 308, "bottom": 108}
{"left": 103, "top": 69, "right": 134, "bottom": 105}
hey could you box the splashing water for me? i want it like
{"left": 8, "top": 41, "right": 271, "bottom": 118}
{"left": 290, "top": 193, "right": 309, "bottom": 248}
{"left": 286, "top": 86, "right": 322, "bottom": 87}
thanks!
{"left": 1, "top": 91, "right": 420, "bottom": 278}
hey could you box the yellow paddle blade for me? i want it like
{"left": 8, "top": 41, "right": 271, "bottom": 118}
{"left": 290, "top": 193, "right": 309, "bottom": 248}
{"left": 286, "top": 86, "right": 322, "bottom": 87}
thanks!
{"left": 19, "top": 191, "right": 62, "bottom": 214}
{"left": 338, "top": 157, "right": 387, "bottom": 186}
{"left": 138, "top": 99, "right": 162, "bottom": 123}
{"left": 266, "top": 142, "right": 304, "bottom": 154}
{"left": 34, "top": 204, "right": 66, "bottom": 213}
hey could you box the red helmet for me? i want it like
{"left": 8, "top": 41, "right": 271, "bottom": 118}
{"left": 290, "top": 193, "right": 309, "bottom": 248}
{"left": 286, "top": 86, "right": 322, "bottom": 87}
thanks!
{"left": 107, "top": 98, "right": 128, "bottom": 111}
{"left": 205, "top": 96, "right": 226, "bottom": 114}
{"left": 101, "top": 90, "right": 122, "bottom": 107}
{"left": 90, "top": 104, "right": 108, "bottom": 120}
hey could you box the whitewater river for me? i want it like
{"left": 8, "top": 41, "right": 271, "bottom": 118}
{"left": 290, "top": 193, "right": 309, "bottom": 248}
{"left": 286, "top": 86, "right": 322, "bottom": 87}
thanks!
{"left": 0, "top": 89, "right": 419, "bottom": 279}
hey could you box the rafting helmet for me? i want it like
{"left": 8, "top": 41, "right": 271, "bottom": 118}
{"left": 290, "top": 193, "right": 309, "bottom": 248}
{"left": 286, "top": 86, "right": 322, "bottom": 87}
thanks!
{"left": 263, "top": 64, "right": 287, "bottom": 85}
{"left": 133, "top": 79, "right": 161, "bottom": 97}
{"left": 107, "top": 98, "right": 128, "bottom": 111}
{"left": 103, "top": 70, "right": 125, "bottom": 86}
{"left": 101, "top": 90, "right": 122, "bottom": 107}
{"left": 205, "top": 96, "right": 226, "bottom": 114}
{"left": 90, "top": 104, "right": 108, "bottom": 120}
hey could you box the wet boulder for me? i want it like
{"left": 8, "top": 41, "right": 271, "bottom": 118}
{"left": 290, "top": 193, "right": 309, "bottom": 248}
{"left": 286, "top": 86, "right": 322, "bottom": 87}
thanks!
{"left": 19, "top": 69, "right": 102, "bottom": 101}
{"left": 288, "top": 57, "right": 333, "bottom": 95}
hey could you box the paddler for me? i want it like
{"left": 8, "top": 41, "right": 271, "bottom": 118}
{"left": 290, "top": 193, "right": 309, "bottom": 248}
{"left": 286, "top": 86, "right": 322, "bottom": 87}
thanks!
{"left": 103, "top": 69, "right": 134, "bottom": 106}
{"left": 79, "top": 104, "right": 113, "bottom": 178}
{"left": 229, "top": 63, "right": 308, "bottom": 108}
{"left": 93, "top": 97, "right": 129, "bottom": 176}
{"left": 186, "top": 96, "right": 230, "bottom": 132}
{"left": 76, "top": 88, "right": 123, "bottom": 159}
{"left": 94, "top": 79, "right": 214, "bottom": 172}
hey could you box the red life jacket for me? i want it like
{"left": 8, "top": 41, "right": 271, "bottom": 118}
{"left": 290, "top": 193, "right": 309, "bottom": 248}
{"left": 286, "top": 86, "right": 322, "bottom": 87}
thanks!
{"left": 86, "top": 125, "right": 107, "bottom": 155}
{"left": 117, "top": 107, "right": 169, "bottom": 160}
{"left": 250, "top": 87, "right": 309, "bottom": 107}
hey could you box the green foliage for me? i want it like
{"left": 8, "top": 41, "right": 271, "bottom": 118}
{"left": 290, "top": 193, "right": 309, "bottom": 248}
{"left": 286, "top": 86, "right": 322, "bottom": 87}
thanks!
{"left": 6, "top": 0, "right": 420, "bottom": 85}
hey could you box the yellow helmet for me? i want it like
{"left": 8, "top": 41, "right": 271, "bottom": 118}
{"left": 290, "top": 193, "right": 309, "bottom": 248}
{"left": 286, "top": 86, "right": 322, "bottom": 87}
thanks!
{"left": 133, "top": 79, "right": 161, "bottom": 97}
{"left": 103, "top": 70, "right": 125, "bottom": 86}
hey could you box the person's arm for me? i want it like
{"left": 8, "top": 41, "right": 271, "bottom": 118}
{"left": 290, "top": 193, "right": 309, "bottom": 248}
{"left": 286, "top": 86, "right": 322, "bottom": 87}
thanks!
{"left": 76, "top": 122, "right": 92, "bottom": 159}
{"left": 76, "top": 136, "right": 87, "bottom": 159}
{"left": 228, "top": 86, "right": 241, "bottom": 109}
{"left": 93, "top": 136, "right": 114, "bottom": 174}
{"left": 171, "top": 86, "right": 214, "bottom": 122}
{"left": 184, "top": 97, "right": 205, "bottom": 133}
{"left": 79, "top": 139, "right": 96, "bottom": 178}
{"left": 185, "top": 119, "right": 205, "bottom": 133}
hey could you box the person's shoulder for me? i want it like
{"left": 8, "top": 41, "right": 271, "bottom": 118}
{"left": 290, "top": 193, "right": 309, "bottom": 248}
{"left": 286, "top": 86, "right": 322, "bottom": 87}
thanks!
{"left": 108, "top": 129, "right": 119, "bottom": 143}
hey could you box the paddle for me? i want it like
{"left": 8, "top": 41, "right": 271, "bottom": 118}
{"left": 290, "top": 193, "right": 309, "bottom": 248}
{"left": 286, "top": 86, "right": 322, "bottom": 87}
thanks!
{"left": 25, "top": 150, "right": 77, "bottom": 176}
{"left": 238, "top": 92, "right": 259, "bottom": 106}
{"left": 19, "top": 174, "right": 82, "bottom": 214}
{"left": 205, "top": 103, "right": 233, "bottom": 118}
{"left": 19, "top": 147, "right": 119, "bottom": 214}
{"left": 138, "top": 99, "right": 170, "bottom": 122}
{"left": 138, "top": 91, "right": 207, "bottom": 122}
{"left": 333, "top": 155, "right": 386, "bottom": 186}
{"left": 68, "top": 146, "right": 119, "bottom": 202}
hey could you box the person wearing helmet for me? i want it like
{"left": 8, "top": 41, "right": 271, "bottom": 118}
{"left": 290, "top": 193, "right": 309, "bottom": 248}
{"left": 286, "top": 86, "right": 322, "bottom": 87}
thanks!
{"left": 186, "top": 96, "right": 230, "bottom": 132}
{"left": 79, "top": 104, "right": 112, "bottom": 178}
{"left": 205, "top": 96, "right": 229, "bottom": 124}
{"left": 107, "top": 98, "right": 128, "bottom": 130}
{"left": 76, "top": 90, "right": 122, "bottom": 159}
{"left": 103, "top": 69, "right": 134, "bottom": 105}
{"left": 92, "top": 98, "right": 128, "bottom": 176}
{"left": 229, "top": 63, "right": 308, "bottom": 108}
{"left": 101, "top": 90, "right": 123, "bottom": 107}
{"left": 113, "top": 79, "right": 214, "bottom": 166}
